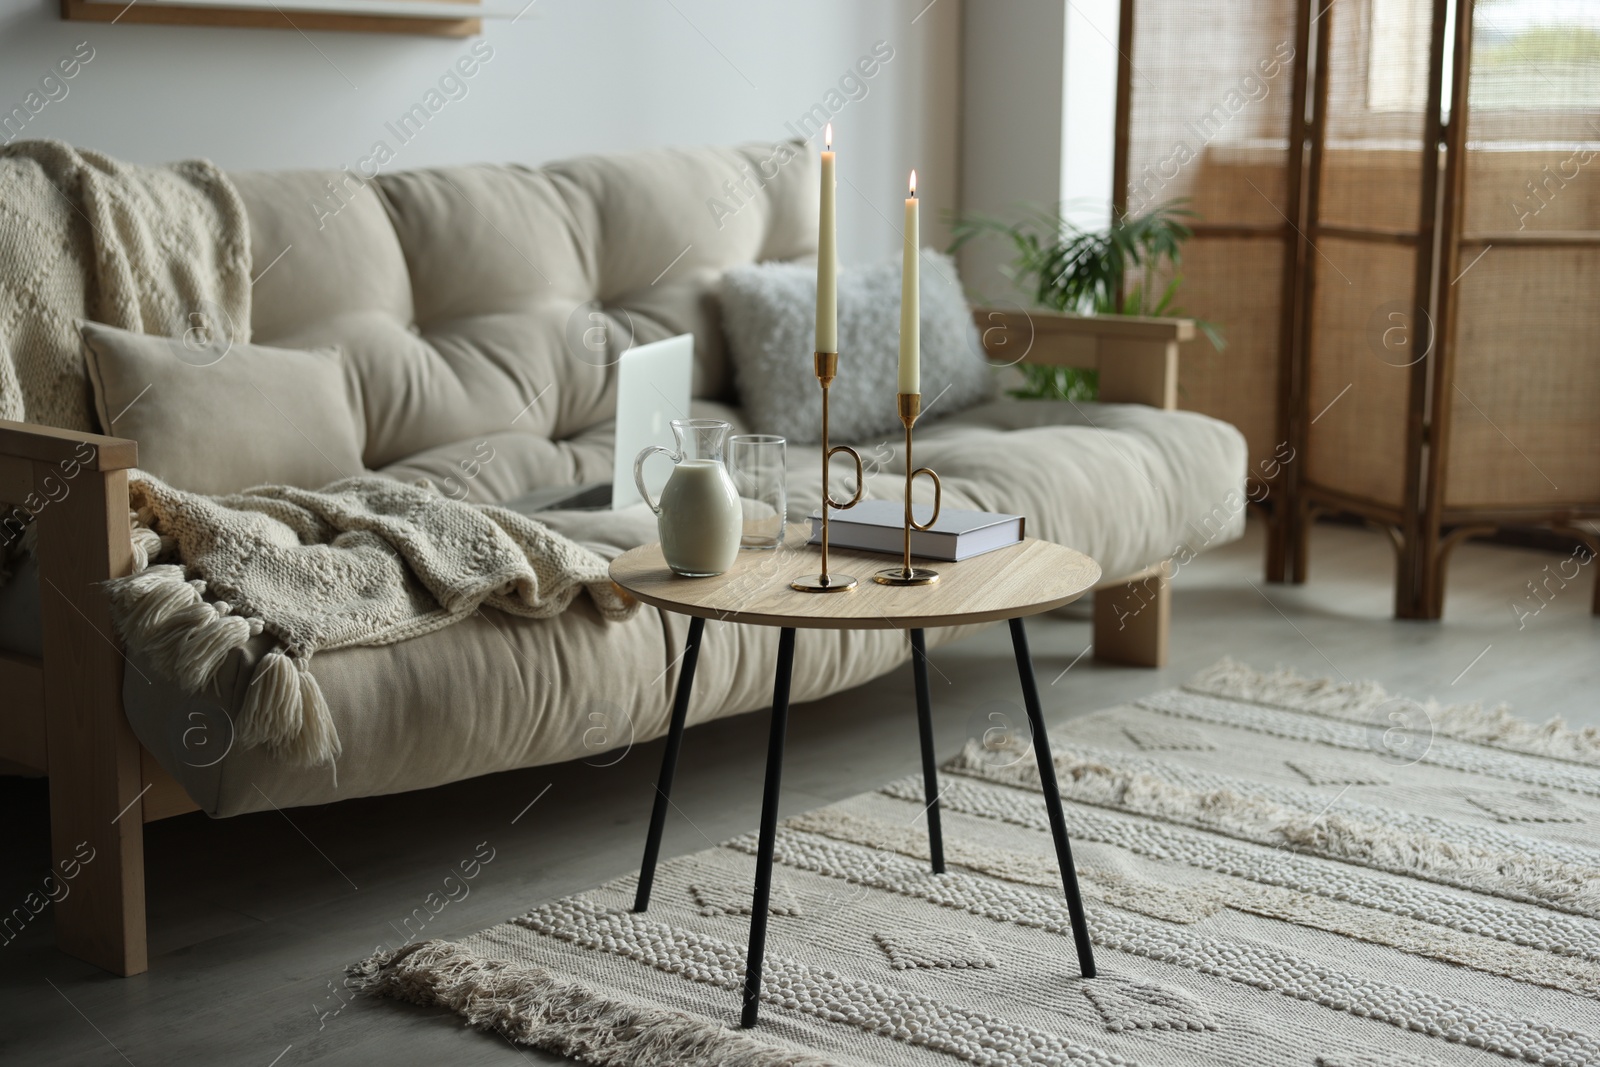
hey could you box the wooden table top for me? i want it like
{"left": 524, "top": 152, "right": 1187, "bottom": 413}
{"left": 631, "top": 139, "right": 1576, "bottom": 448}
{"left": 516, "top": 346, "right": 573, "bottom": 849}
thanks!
{"left": 608, "top": 535, "right": 1101, "bottom": 630}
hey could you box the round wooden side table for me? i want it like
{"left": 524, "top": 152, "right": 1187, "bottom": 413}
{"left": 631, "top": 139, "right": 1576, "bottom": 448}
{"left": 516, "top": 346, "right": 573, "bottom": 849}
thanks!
{"left": 609, "top": 536, "right": 1102, "bottom": 1028}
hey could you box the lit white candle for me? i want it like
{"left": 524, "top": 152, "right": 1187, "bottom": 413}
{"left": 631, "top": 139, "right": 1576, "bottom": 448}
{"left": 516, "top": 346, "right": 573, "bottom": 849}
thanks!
{"left": 897, "top": 170, "right": 919, "bottom": 394}
{"left": 815, "top": 124, "right": 837, "bottom": 353}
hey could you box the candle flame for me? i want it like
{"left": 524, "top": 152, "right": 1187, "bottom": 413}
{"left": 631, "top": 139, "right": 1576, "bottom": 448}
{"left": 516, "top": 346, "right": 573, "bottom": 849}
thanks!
{"left": 909, "top": 170, "right": 917, "bottom": 197}
{"left": 824, "top": 123, "right": 832, "bottom": 151}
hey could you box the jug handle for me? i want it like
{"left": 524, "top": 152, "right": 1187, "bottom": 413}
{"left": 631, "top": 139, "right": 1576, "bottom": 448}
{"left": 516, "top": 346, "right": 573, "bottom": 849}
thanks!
{"left": 634, "top": 445, "right": 677, "bottom": 514}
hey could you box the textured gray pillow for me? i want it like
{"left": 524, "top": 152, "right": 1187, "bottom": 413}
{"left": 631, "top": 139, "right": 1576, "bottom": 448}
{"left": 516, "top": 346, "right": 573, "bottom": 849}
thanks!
{"left": 721, "top": 251, "right": 994, "bottom": 444}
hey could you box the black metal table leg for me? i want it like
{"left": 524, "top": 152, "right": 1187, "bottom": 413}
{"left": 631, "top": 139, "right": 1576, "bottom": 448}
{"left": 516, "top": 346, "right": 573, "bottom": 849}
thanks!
{"left": 910, "top": 628, "right": 945, "bottom": 873}
{"left": 1009, "top": 616, "right": 1096, "bottom": 978}
{"left": 633, "top": 615, "right": 706, "bottom": 913}
{"left": 741, "top": 626, "right": 796, "bottom": 1029}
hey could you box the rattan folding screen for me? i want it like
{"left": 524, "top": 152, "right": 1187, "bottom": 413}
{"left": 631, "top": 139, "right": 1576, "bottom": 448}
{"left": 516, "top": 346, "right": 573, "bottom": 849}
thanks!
{"left": 1113, "top": 0, "right": 1304, "bottom": 583}
{"left": 1114, "top": 0, "right": 1600, "bottom": 619}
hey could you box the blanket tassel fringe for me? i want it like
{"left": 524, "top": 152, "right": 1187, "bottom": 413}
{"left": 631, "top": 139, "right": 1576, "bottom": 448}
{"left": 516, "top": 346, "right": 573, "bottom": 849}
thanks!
{"left": 240, "top": 649, "right": 340, "bottom": 766}
{"left": 106, "top": 563, "right": 341, "bottom": 767}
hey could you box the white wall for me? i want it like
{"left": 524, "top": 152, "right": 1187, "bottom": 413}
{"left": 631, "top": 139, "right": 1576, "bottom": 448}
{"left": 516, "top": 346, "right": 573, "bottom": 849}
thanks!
{"left": 1060, "top": 0, "right": 1117, "bottom": 234}
{"left": 957, "top": 0, "right": 1065, "bottom": 304}
{"left": 958, "top": 0, "right": 1119, "bottom": 303}
{"left": 0, "top": 0, "right": 960, "bottom": 264}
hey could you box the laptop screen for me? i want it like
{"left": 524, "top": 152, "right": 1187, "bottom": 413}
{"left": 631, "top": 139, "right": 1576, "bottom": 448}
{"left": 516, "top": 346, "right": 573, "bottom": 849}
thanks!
{"left": 610, "top": 334, "right": 694, "bottom": 510}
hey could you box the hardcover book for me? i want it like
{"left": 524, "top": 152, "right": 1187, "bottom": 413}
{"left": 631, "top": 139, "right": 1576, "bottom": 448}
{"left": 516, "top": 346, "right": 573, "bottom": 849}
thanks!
{"left": 807, "top": 499, "right": 1026, "bottom": 561}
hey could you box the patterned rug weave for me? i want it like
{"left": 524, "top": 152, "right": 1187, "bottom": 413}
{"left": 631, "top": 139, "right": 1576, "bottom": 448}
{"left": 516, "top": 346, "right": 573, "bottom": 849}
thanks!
{"left": 354, "top": 660, "right": 1600, "bottom": 1066}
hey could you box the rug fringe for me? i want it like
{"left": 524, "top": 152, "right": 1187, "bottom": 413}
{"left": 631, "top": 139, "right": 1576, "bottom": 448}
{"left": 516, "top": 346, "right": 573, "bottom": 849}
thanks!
{"left": 349, "top": 941, "right": 842, "bottom": 1067}
{"left": 1186, "top": 657, "right": 1600, "bottom": 768}
{"left": 952, "top": 739, "right": 1600, "bottom": 919}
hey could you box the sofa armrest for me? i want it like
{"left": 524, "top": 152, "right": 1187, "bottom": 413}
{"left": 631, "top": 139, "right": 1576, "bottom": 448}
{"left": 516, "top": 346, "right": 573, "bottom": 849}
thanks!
{"left": 971, "top": 309, "right": 1194, "bottom": 410}
{"left": 0, "top": 419, "right": 138, "bottom": 511}
{"left": 1, "top": 420, "right": 136, "bottom": 547}
{"left": 0, "top": 419, "right": 137, "bottom": 471}
{"left": 0, "top": 419, "right": 152, "bottom": 975}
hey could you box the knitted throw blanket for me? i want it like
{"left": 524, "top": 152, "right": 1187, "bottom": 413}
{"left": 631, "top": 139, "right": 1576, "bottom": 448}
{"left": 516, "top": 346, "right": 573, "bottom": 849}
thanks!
{"left": 0, "top": 140, "right": 250, "bottom": 429}
{"left": 106, "top": 474, "right": 637, "bottom": 768}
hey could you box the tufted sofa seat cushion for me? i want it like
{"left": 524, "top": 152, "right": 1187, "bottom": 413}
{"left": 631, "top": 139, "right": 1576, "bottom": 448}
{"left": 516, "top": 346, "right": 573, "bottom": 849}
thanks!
{"left": 912, "top": 400, "right": 1248, "bottom": 579}
{"left": 377, "top": 400, "right": 750, "bottom": 504}
{"left": 231, "top": 142, "right": 817, "bottom": 471}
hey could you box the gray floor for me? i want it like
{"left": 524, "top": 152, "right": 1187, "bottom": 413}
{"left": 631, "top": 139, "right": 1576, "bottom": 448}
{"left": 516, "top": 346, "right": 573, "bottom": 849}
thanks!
{"left": 2, "top": 517, "right": 1596, "bottom": 1066}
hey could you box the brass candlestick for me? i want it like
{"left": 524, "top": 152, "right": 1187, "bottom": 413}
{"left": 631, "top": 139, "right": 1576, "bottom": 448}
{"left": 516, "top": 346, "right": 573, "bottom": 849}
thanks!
{"left": 873, "top": 392, "right": 942, "bottom": 586}
{"left": 792, "top": 351, "right": 864, "bottom": 592}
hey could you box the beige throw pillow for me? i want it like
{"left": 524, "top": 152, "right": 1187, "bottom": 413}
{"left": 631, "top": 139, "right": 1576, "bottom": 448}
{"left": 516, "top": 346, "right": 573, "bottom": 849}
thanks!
{"left": 80, "top": 322, "right": 366, "bottom": 495}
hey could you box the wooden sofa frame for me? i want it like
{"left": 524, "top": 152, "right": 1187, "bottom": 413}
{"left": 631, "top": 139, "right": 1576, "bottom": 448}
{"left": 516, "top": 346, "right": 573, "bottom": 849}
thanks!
{"left": 0, "top": 308, "right": 1191, "bottom": 976}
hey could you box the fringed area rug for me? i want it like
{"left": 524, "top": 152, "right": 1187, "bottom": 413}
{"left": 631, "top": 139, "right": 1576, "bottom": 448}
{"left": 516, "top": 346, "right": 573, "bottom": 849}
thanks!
{"left": 352, "top": 659, "right": 1600, "bottom": 1066}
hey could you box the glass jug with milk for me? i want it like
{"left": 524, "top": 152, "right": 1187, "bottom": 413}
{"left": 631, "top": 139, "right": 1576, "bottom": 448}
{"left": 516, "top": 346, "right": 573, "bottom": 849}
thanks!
{"left": 634, "top": 419, "right": 743, "bottom": 577}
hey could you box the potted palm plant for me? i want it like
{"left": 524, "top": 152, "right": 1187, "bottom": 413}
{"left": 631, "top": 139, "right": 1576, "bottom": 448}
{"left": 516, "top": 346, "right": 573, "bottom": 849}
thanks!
{"left": 949, "top": 200, "right": 1223, "bottom": 400}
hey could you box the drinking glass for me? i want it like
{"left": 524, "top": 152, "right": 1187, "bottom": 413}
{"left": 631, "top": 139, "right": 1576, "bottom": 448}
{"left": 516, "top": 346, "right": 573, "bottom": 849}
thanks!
{"left": 727, "top": 434, "right": 786, "bottom": 550}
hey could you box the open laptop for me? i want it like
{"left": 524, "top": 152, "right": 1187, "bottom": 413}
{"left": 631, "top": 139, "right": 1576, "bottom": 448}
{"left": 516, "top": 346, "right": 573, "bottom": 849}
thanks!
{"left": 505, "top": 334, "right": 694, "bottom": 513}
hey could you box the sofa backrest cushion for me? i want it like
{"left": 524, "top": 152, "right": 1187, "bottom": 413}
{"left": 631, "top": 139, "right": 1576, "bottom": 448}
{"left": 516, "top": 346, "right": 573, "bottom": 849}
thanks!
{"left": 231, "top": 143, "right": 816, "bottom": 469}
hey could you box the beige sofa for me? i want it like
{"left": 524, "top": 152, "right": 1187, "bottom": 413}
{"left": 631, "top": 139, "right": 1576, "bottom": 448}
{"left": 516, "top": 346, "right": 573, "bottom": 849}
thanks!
{"left": 0, "top": 141, "right": 1246, "bottom": 976}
